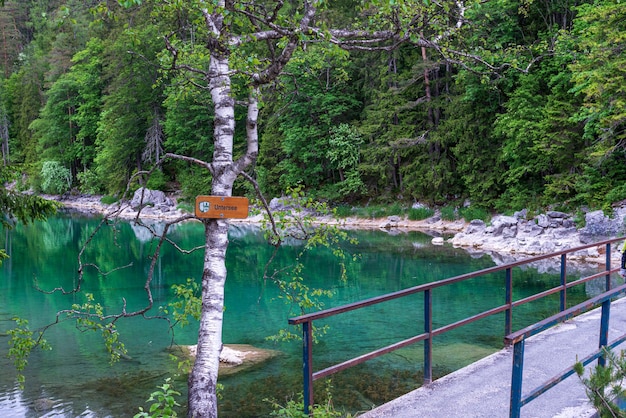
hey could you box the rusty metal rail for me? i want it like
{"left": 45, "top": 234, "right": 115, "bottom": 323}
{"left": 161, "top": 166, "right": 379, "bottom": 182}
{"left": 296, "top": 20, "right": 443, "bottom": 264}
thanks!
{"left": 288, "top": 237, "right": 625, "bottom": 413}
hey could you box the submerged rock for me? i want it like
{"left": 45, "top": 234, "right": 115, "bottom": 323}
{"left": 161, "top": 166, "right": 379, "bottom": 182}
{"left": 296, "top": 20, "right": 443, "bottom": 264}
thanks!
{"left": 431, "top": 237, "right": 444, "bottom": 245}
{"left": 169, "top": 344, "right": 281, "bottom": 377}
{"left": 33, "top": 398, "right": 56, "bottom": 412}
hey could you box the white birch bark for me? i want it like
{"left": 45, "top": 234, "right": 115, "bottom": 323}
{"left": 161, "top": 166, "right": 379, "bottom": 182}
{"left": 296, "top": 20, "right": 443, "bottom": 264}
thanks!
{"left": 188, "top": 218, "right": 229, "bottom": 417}
{"left": 188, "top": 4, "right": 242, "bottom": 416}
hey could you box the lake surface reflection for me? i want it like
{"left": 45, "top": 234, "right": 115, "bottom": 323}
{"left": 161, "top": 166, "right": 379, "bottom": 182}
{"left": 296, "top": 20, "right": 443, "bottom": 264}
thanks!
{"left": 0, "top": 212, "right": 594, "bottom": 417}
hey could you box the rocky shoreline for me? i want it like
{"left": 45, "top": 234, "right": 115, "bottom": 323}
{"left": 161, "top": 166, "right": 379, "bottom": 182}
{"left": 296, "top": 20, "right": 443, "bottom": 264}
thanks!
{"left": 49, "top": 190, "right": 626, "bottom": 266}
{"left": 50, "top": 188, "right": 188, "bottom": 221}
{"left": 450, "top": 208, "right": 626, "bottom": 262}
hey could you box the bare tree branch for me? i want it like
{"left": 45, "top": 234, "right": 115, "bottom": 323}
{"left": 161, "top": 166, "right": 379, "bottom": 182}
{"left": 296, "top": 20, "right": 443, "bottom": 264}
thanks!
{"left": 162, "top": 152, "right": 214, "bottom": 174}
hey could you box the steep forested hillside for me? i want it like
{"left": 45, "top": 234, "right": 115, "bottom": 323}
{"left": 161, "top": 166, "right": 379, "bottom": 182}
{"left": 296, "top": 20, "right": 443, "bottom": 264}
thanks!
{"left": 0, "top": 0, "right": 624, "bottom": 214}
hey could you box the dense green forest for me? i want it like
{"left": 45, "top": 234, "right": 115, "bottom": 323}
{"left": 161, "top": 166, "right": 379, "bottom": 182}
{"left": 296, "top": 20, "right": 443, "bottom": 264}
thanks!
{"left": 0, "top": 0, "right": 624, "bottom": 214}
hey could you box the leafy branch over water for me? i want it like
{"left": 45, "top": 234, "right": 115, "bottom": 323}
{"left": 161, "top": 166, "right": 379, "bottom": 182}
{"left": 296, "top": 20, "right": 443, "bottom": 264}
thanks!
{"left": 6, "top": 317, "right": 51, "bottom": 388}
{"left": 257, "top": 185, "right": 359, "bottom": 343}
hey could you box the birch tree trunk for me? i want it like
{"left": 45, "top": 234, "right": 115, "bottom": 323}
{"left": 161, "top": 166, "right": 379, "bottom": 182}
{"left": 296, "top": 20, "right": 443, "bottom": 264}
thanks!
{"left": 187, "top": 32, "right": 240, "bottom": 414}
{"left": 188, "top": 218, "right": 229, "bottom": 417}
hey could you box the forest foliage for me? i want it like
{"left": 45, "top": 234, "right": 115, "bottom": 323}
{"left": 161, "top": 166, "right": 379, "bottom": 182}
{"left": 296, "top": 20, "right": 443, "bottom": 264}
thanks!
{"left": 0, "top": 0, "right": 625, "bottom": 214}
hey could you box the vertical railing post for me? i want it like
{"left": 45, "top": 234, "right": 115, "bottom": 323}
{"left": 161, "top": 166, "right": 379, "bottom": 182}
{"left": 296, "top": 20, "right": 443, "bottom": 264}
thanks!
{"left": 599, "top": 299, "right": 611, "bottom": 368}
{"left": 424, "top": 289, "right": 432, "bottom": 384}
{"left": 509, "top": 339, "right": 525, "bottom": 418}
{"left": 505, "top": 267, "right": 512, "bottom": 338}
{"left": 302, "top": 321, "right": 314, "bottom": 414}
{"left": 560, "top": 254, "right": 567, "bottom": 312}
{"left": 606, "top": 243, "right": 612, "bottom": 291}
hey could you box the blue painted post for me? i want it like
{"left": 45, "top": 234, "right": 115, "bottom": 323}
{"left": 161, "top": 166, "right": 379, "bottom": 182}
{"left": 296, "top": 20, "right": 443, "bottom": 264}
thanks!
{"left": 510, "top": 340, "right": 525, "bottom": 418}
{"left": 560, "top": 254, "right": 567, "bottom": 312}
{"left": 505, "top": 268, "right": 512, "bottom": 338}
{"left": 424, "top": 289, "right": 432, "bottom": 384}
{"left": 302, "top": 321, "right": 314, "bottom": 414}
{"left": 599, "top": 299, "right": 610, "bottom": 368}
{"left": 606, "top": 243, "right": 612, "bottom": 291}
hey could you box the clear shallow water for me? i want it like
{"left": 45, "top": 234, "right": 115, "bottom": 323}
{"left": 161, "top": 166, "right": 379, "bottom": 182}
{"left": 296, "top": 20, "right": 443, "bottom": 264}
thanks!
{"left": 0, "top": 212, "right": 597, "bottom": 417}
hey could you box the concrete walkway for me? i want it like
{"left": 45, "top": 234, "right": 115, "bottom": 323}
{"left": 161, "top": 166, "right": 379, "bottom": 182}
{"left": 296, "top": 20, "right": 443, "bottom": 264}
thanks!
{"left": 360, "top": 297, "right": 626, "bottom": 418}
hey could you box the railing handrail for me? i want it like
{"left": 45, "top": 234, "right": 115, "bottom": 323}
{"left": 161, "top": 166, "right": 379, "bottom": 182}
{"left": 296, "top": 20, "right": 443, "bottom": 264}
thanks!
{"left": 289, "top": 237, "right": 623, "bottom": 325}
{"left": 505, "top": 283, "right": 626, "bottom": 417}
{"left": 289, "top": 236, "right": 625, "bottom": 413}
{"left": 505, "top": 282, "right": 626, "bottom": 345}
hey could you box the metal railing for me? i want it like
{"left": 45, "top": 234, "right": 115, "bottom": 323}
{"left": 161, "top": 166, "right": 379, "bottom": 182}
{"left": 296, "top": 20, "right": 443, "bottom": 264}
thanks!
{"left": 288, "top": 237, "right": 625, "bottom": 413}
{"left": 505, "top": 283, "right": 626, "bottom": 418}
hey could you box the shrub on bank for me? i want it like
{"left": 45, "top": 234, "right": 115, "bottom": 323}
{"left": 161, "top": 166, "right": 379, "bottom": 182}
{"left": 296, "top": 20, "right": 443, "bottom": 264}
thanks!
{"left": 408, "top": 207, "right": 434, "bottom": 221}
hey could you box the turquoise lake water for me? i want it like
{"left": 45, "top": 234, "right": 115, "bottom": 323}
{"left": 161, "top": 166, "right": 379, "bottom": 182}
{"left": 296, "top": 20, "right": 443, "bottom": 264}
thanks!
{"left": 0, "top": 211, "right": 601, "bottom": 417}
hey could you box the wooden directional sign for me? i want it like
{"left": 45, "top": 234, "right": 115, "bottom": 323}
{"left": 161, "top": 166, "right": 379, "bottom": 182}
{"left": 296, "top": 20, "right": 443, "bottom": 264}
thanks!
{"left": 195, "top": 196, "right": 249, "bottom": 219}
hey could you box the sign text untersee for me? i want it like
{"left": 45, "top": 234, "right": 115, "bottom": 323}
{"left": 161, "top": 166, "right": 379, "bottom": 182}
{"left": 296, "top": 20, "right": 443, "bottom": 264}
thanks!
{"left": 195, "top": 196, "right": 249, "bottom": 219}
